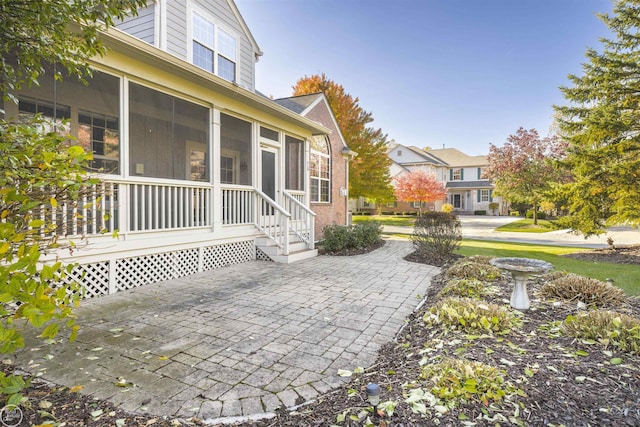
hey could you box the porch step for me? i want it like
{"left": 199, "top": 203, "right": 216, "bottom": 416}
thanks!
{"left": 255, "top": 238, "right": 316, "bottom": 263}
{"left": 269, "top": 248, "right": 318, "bottom": 264}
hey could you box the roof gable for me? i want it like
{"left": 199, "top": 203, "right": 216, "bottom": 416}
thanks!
{"left": 274, "top": 93, "right": 351, "bottom": 151}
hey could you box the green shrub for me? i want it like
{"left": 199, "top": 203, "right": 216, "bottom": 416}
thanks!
{"left": 488, "top": 202, "right": 499, "bottom": 213}
{"left": 564, "top": 310, "right": 640, "bottom": 355}
{"left": 439, "top": 279, "right": 494, "bottom": 299}
{"left": 509, "top": 211, "right": 520, "bottom": 216}
{"left": 321, "top": 222, "right": 382, "bottom": 252}
{"left": 419, "top": 358, "right": 520, "bottom": 407}
{"left": 424, "top": 297, "right": 521, "bottom": 334}
{"left": 540, "top": 273, "right": 626, "bottom": 307}
{"left": 474, "top": 210, "right": 487, "bottom": 215}
{"left": 411, "top": 212, "right": 461, "bottom": 264}
{"left": 525, "top": 210, "right": 546, "bottom": 219}
{"left": 446, "top": 261, "right": 501, "bottom": 281}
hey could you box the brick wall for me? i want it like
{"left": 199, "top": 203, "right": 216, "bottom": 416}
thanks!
{"left": 304, "top": 103, "right": 349, "bottom": 240}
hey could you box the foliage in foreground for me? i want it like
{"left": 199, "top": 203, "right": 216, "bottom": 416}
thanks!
{"left": 418, "top": 358, "right": 521, "bottom": 408}
{"left": 0, "top": 118, "right": 103, "bottom": 405}
{"left": 424, "top": 297, "right": 521, "bottom": 335}
{"left": 564, "top": 310, "right": 640, "bottom": 355}
{"left": 439, "top": 278, "right": 495, "bottom": 299}
{"left": 320, "top": 222, "right": 382, "bottom": 253}
{"left": 540, "top": 273, "right": 627, "bottom": 307}
{"left": 411, "top": 212, "right": 461, "bottom": 263}
{"left": 446, "top": 260, "right": 501, "bottom": 281}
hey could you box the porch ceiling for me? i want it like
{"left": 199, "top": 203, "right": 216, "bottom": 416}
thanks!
{"left": 99, "top": 27, "right": 330, "bottom": 137}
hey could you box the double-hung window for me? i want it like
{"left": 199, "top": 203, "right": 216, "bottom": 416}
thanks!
{"left": 310, "top": 136, "right": 330, "bottom": 202}
{"left": 192, "top": 12, "right": 237, "bottom": 82}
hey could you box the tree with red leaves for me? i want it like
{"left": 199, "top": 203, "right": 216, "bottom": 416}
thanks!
{"left": 394, "top": 170, "right": 447, "bottom": 213}
{"left": 485, "top": 128, "right": 566, "bottom": 225}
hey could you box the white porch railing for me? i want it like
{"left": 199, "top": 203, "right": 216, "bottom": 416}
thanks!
{"left": 222, "top": 187, "right": 315, "bottom": 255}
{"left": 39, "top": 179, "right": 314, "bottom": 256}
{"left": 253, "top": 188, "right": 291, "bottom": 254}
{"left": 221, "top": 185, "right": 255, "bottom": 225}
{"left": 126, "top": 180, "right": 212, "bottom": 232}
{"left": 283, "top": 191, "right": 315, "bottom": 249}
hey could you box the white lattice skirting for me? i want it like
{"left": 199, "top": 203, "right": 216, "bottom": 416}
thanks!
{"left": 62, "top": 240, "right": 255, "bottom": 298}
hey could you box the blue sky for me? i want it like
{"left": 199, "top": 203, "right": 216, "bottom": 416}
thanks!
{"left": 235, "top": 0, "right": 611, "bottom": 155}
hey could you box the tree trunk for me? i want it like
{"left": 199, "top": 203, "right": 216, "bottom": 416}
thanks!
{"left": 533, "top": 203, "right": 538, "bottom": 225}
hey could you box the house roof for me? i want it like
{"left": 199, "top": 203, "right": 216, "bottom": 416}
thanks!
{"left": 446, "top": 180, "right": 492, "bottom": 189}
{"left": 274, "top": 93, "right": 354, "bottom": 155}
{"left": 99, "top": 27, "right": 330, "bottom": 136}
{"left": 273, "top": 93, "right": 322, "bottom": 114}
{"left": 427, "top": 148, "right": 487, "bottom": 167}
{"left": 405, "top": 146, "right": 448, "bottom": 166}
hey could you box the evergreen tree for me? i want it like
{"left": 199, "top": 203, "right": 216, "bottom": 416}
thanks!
{"left": 292, "top": 74, "right": 394, "bottom": 202}
{"left": 555, "top": 0, "right": 640, "bottom": 236}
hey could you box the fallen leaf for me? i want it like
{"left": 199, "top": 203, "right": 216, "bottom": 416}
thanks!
{"left": 69, "top": 385, "right": 84, "bottom": 393}
{"left": 39, "top": 400, "right": 53, "bottom": 409}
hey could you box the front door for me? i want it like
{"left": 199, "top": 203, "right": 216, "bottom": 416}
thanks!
{"left": 260, "top": 146, "right": 277, "bottom": 201}
{"left": 453, "top": 193, "right": 462, "bottom": 209}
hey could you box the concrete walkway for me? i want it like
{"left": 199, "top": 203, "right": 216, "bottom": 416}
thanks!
{"left": 13, "top": 240, "right": 439, "bottom": 422}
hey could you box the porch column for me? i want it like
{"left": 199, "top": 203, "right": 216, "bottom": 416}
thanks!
{"left": 212, "top": 108, "right": 222, "bottom": 232}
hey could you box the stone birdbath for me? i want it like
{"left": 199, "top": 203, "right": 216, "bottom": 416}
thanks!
{"left": 490, "top": 257, "right": 553, "bottom": 310}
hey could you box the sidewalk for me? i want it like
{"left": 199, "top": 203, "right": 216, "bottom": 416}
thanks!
{"left": 13, "top": 240, "right": 439, "bottom": 423}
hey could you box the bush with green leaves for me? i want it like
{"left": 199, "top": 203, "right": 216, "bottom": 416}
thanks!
{"left": 446, "top": 261, "right": 501, "bottom": 281}
{"left": 321, "top": 221, "right": 382, "bottom": 253}
{"left": 0, "top": 117, "right": 99, "bottom": 405}
{"left": 424, "top": 297, "right": 521, "bottom": 335}
{"left": 411, "top": 212, "right": 461, "bottom": 263}
{"left": 419, "top": 358, "right": 520, "bottom": 407}
{"left": 439, "top": 279, "right": 494, "bottom": 299}
{"left": 540, "top": 273, "right": 626, "bottom": 307}
{"left": 564, "top": 310, "right": 640, "bottom": 355}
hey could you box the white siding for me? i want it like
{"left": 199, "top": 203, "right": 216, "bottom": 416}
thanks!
{"left": 166, "top": 1, "right": 187, "bottom": 58}
{"left": 388, "top": 146, "right": 426, "bottom": 164}
{"left": 116, "top": 3, "right": 156, "bottom": 45}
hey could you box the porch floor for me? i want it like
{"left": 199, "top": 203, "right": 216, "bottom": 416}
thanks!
{"left": 13, "top": 239, "right": 440, "bottom": 422}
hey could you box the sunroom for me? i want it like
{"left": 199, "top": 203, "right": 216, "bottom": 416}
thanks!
{"left": 1, "top": 29, "right": 328, "bottom": 296}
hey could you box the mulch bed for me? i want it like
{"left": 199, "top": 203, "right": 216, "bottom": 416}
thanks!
{"left": 2, "top": 243, "right": 640, "bottom": 426}
{"left": 562, "top": 244, "right": 640, "bottom": 265}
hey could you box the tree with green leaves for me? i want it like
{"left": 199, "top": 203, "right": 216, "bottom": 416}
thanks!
{"left": 292, "top": 74, "right": 394, "bottom": 202}
{"left": 0, "top": 0, "right": 145, "bottom": 406}
{"left": 485, "top": 128, "right": 566, "bottom": 225}
{"left": 555, "top": 0, "right": 640, "bottom": 237}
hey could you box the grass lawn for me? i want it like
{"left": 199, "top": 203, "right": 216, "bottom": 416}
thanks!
{"left": 352, "top": 214, "right": 416, "bottom": 227}
{"left": 457, "top": 239, "right": 640, "bottom": 296}
{"left": 495, "top": 218, "right": 557, "bottom": 233}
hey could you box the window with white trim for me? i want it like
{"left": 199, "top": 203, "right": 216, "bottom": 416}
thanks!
{"left": 451, "top": 168, "right": 462, "bottom": 180}
{"left": 310, "top": 136, "right": 330, "bottom": 202}
{"left": 480, "top": 189, "right": 491, "bottom": 202}
{"left": 191, "top": 11, "right": 237, "bottom": 82}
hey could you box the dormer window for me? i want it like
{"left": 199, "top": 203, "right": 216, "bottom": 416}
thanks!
{"left": 191, "top": 11, "right": 237, "bottom": 82}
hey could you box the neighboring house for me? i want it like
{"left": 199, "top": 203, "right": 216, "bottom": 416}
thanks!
{"left": 274, "top": 93, "right": 356, "bottom": 239}
{"left": 1, "top": 0, "right": 338, "bottom": 297}
{"left": 353, "top": 144, "right": 502, "bottom": 215}
{"left": 426, "top": 147, "right": 501, "bottom": 215}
